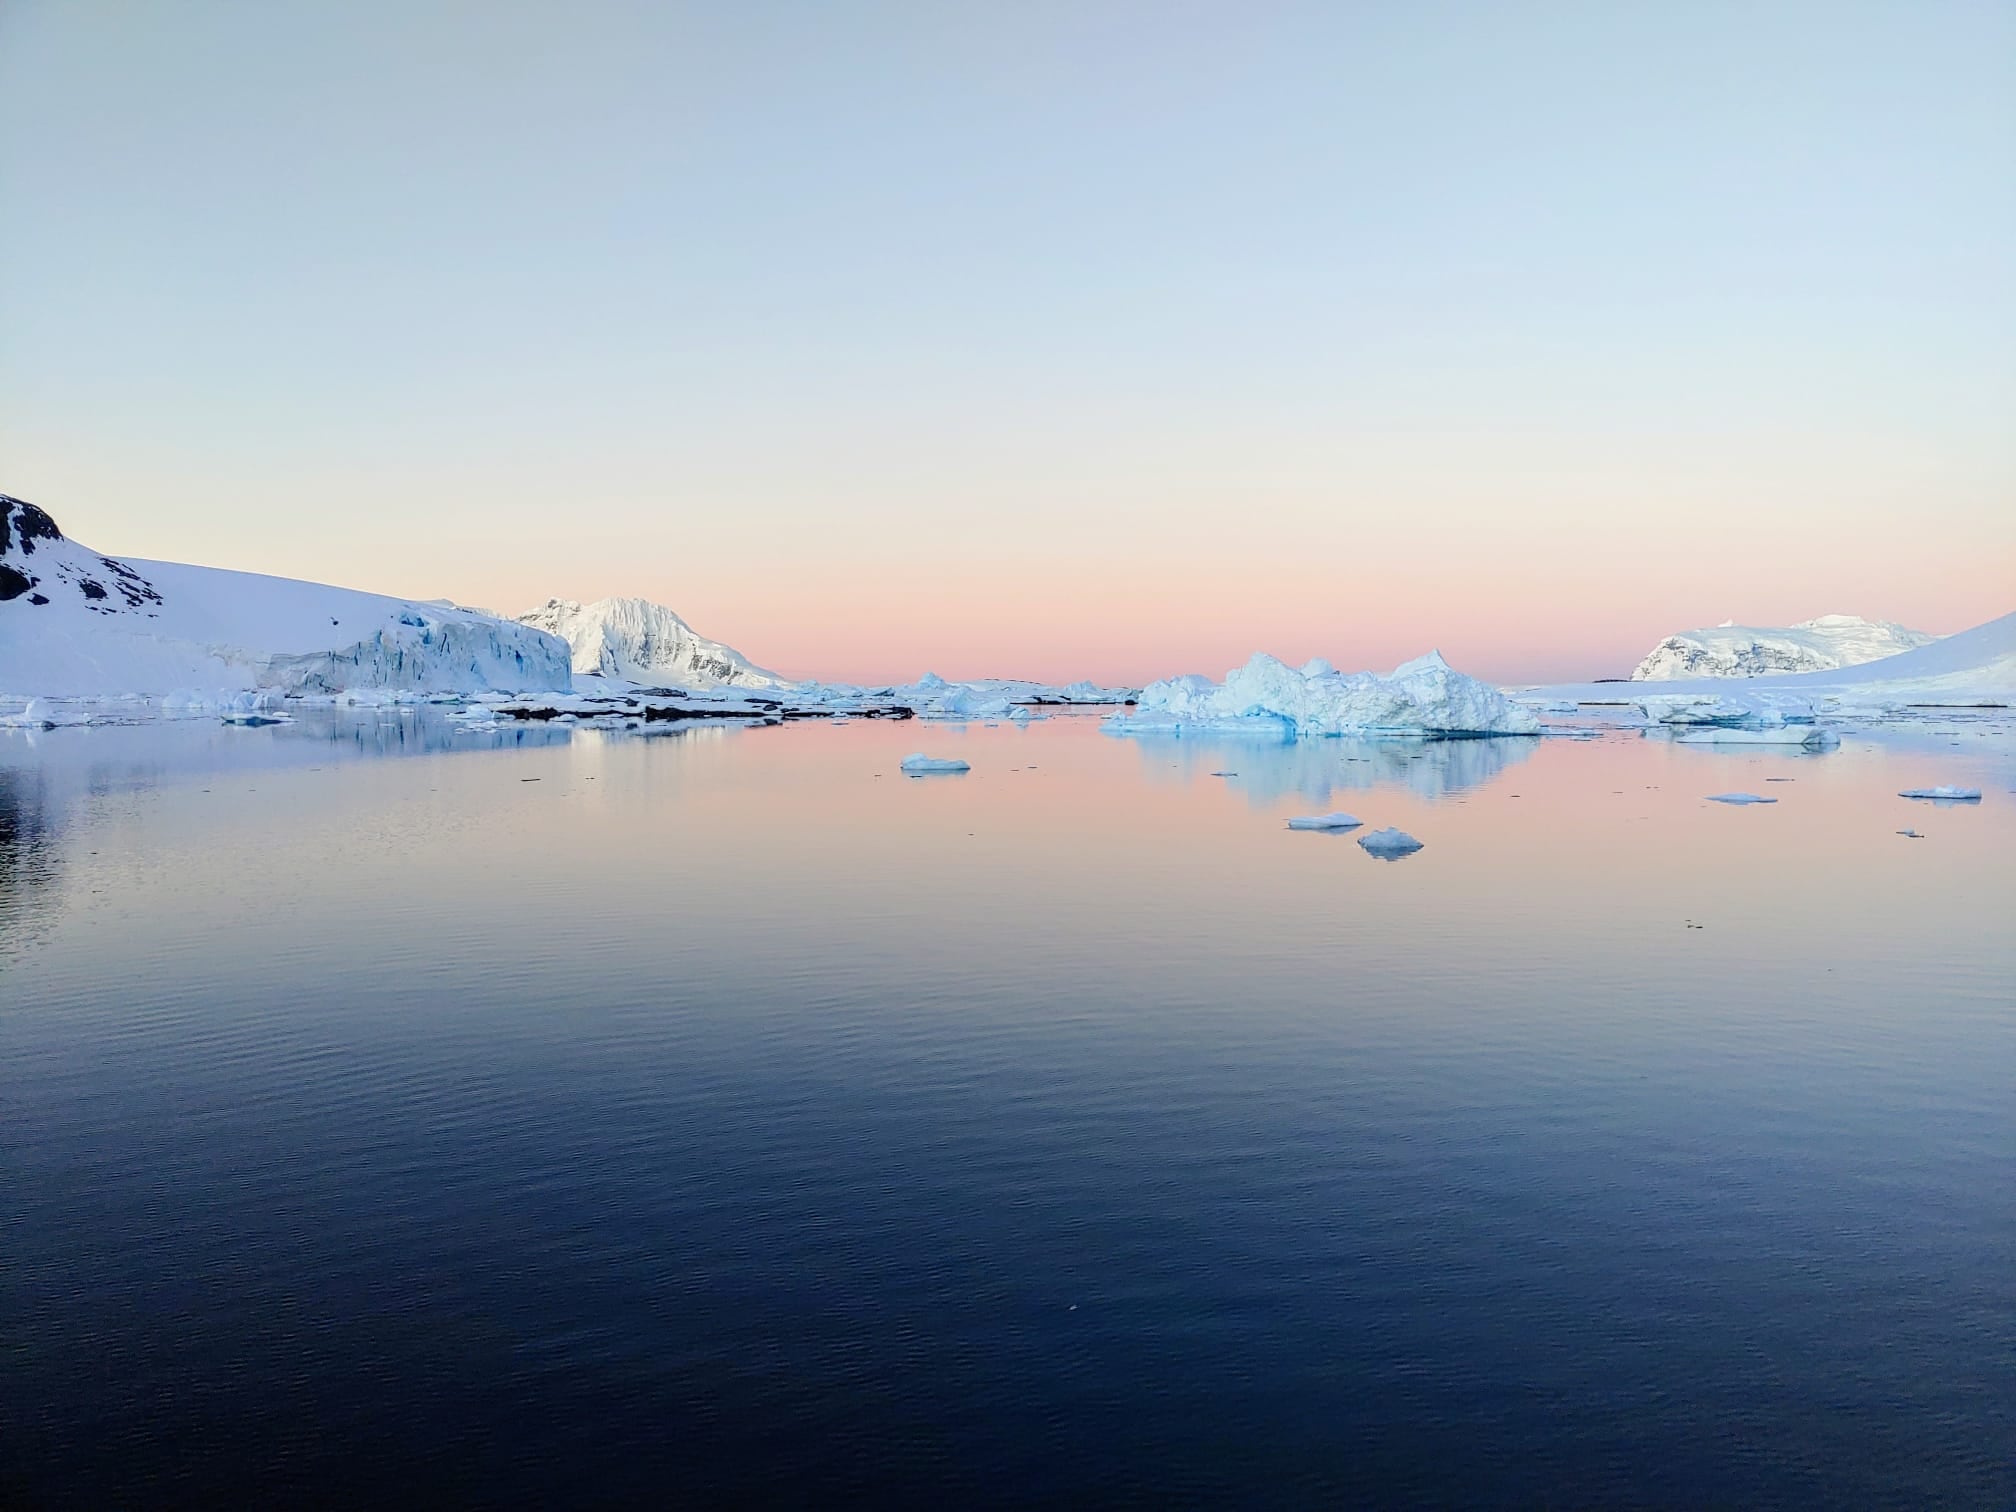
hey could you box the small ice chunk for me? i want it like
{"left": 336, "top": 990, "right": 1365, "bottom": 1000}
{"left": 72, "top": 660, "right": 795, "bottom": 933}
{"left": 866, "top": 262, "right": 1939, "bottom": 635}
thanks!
{"left": 900, "top": 753, "right": 970, "bottom": 774}
{"left": 1706, "top": 792, "right": 1777, "bottom": 804}
{"left": 1357, "top": 826, "right": 1424, "bottom": 858}
{"left": 1674, "top": 726, "right": 1838, "bottom": 748}
{"left": 1287, "top": 812, "right": 1363, "bottom": 831}
{"left": 1898, "top": 786, "right": 1981, "bottom": 801}
{"left": 1896, "top": 828, "right": 1923, "bottom": 838}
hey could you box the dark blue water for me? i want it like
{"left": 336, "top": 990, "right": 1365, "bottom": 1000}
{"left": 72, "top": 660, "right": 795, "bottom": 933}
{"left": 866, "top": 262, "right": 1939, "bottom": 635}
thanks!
{"left": 4, "top": 711, "right": 2013, "bottom": 1507}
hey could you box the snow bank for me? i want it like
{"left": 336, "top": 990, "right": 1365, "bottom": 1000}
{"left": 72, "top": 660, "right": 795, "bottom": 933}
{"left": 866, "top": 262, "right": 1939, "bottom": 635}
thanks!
{"left": 1108, "top": 652, "right": 1540, "bottom": 740}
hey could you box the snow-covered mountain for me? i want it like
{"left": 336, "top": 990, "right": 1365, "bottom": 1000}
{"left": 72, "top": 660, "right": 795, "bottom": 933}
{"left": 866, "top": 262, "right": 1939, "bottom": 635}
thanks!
{"left": 1516, "top": 607, "right": 2015, "bottom": 711}
{"left": 517, "top": 596, "right": 786, "bottom": 688}
{"left": 1, "top": 494, "right": 573, "bottom": 698}
{"left": 1631, "top": 615, "right": 1938, "bottom": 680}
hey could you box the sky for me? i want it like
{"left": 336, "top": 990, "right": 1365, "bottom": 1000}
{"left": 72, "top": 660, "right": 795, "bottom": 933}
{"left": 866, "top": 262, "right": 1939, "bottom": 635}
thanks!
{"left": 2, "top": 1, "right": 2012, "bottom": 685}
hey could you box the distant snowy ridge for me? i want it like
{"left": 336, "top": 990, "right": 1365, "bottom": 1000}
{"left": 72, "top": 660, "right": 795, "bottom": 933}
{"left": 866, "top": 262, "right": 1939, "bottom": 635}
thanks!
{"left": 1, "top": 494, "right": 572, "bottom": 699}
{"left": 1631, "top": 615, "right": 1937, "bottom": 680}
{"left": 1109, "top": 652, "right": 1539, "bottom": 738}
{"left": 1517, "top": 608, "right": 2016, "bottom": 711}
{"left": 517, "top": 596, "right": 786, "bottom": 688}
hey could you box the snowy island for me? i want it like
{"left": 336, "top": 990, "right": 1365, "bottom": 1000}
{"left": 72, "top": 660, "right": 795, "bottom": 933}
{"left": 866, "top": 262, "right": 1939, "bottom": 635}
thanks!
{"left": 6, "top": 491, "right": 2013, "bottom": 741}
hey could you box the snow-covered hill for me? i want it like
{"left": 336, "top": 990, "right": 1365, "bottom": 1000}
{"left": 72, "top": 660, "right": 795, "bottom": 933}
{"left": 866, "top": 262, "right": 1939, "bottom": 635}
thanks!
{"left": 1631, "top": 615, "right": 1937, "bottom": 680}
{"left": 1518, "top": 608, "right": 2016, "bottom": 712}
{"left": 1, "top": 494, "right": 573, "bottom": 699}
{"left": 518, "top": 597, "right": 786, "bottom": 688}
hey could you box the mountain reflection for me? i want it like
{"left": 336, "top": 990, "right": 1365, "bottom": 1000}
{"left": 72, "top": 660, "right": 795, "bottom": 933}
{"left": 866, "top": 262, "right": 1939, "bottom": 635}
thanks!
{"left": 0, "top": 765, "right": 61, "bottom": 958}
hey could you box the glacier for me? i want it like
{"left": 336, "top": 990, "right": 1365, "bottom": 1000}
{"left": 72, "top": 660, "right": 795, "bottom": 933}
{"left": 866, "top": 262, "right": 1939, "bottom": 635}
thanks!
{"left": 1, "top": 494, "right": 573, "bottom": 701}
{"left": 1632, "top": 615, "right": 1939, "bottom": 680}
{"left": 1107, "top": 651, "right": 1540, "bottom": 739}
{"left": 518, "top": 596, "right": 785, "bottom": 688}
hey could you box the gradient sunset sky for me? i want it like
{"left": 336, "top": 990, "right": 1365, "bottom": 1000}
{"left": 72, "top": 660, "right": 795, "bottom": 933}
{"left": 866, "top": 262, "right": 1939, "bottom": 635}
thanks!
{"left": 3, "top": 2, "right": 2011, "bottom": 684}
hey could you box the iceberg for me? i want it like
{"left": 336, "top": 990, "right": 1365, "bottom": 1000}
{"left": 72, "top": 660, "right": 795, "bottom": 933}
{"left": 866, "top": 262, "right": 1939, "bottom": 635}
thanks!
{"left": 1706, "top": 793, "right": 1777, "bottom": 805}
{"left": 900, "top": 753, "right": 970, "bottom": 774}
{"left": 1286, "top": 812, "right": 1363, "bottom": 831}
{"left": 1898, "top": 786, "right": 1981, "bottom": 801}
{"left": 1108, "top": 651, "right": 1540, "bottom": 739}
{"left": 1357, "top": 826, "right": 1424, "bottom": 858}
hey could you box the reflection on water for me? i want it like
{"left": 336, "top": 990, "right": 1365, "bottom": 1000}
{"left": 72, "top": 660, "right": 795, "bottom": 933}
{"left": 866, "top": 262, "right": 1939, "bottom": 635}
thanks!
{"left": 1125, "top": 730, "right": 1540, "bottom": 802}
{"left": 0, "top": 765, "right": 60, "bottom": 959}
{"left": 3, "top": 713, "right": 2013, "bottom": 1507}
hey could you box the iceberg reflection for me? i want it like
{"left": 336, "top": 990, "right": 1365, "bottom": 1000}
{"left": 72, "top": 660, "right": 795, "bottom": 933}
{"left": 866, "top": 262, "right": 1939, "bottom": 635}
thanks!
{"left": 1123, "top": 732, "right": 1539, "bottom": 804}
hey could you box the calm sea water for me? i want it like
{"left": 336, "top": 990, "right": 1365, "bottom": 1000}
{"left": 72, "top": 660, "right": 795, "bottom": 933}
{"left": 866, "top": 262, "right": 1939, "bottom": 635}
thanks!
{"left": 3, "top": 709, "right": 2012, "bottom": 1508}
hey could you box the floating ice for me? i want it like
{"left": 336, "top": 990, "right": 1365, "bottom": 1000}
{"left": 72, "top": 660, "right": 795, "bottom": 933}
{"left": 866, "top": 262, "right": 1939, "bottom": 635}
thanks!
{"left": 1357, "top": 826, "right": 1424, "bottom": 857}
{"left": 1673, "top": 726, "right": 1839, "bottom": 748}
{"left": 900, "top": 753, "right": 970, "bottom": 774}
{"left": 1286, "top": 812, "right": 1363, "bottom": 831}
{"left": 1896, "top": 828, "right": 1924, "bottom": 838}
{"left": 1640, "top": 691, "right": 1819, "bottom": 728}
{"left": 1898, "top": 786, "right": 1981, "bottom": 801}
{"left": 1108, "top": 651, "right": 1540, "bottom": 739}
{"left": 1706, "top": 792, "right": 1777, "bottom": 805}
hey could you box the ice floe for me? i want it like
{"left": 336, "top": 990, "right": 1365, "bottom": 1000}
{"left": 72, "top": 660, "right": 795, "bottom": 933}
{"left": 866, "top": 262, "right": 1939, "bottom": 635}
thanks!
{"left": 900, "top": 753, "right": 970, "bottom": 774}
{"left": 1286, "top": 812, "right": 1363, "bottom": 831}
{"left": 1356, "top": 826, "right": 1424, "bottom": 858}
{"left": 1706, "top": 792, "right": 1777, "bottom": 804}
{"left": 1898, "top": 786, "right": 1981, "bottom": 801}
{"left": 1672, "top": 726, "right": 1839, "bottom": 748}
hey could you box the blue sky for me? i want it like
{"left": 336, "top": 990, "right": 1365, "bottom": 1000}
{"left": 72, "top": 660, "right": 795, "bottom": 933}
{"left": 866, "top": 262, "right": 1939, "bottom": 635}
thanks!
{"left": 3, "top": 1, "right": 2010, "bottom": 681}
